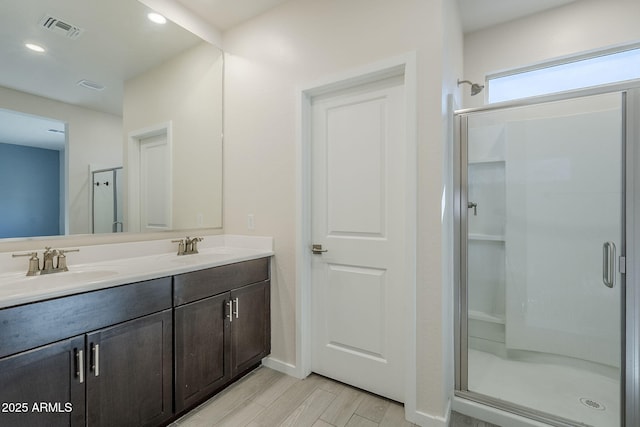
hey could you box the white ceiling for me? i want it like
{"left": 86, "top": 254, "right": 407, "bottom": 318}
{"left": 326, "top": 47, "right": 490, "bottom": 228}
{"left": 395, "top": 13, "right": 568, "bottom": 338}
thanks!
{"left": 0, "top": 0, "right": 202, "bottom": 116}
{"left": 0, "top": 109, "right": 65, "bottom": 150}
{"left": 0, "top": 0, "right": 204, "bottom": 150}
{"left": 173, "top": 0, "right": 579, "bottom": 34}
{"left": 175, "top": 0, "right": 291, "bottom": 31}
{"left": 456, "top": 0, "right": 578, "bottom": 34}
{"left": 1, "top": 0, "right": 579, "bottom": 149}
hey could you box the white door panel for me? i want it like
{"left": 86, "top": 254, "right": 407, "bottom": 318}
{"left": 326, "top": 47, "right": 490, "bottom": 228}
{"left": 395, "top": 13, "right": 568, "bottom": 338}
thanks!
{"left": 326, "top": 97, "right": 386, "bottom": 237}
{"left": 311, "top": 75, "right": 406, "bottom": 401}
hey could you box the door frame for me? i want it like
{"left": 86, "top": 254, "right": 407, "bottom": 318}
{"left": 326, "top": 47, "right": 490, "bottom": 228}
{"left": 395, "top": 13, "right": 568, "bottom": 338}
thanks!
{"left": 292, "top": 52, "right": 417, "bottom": 419}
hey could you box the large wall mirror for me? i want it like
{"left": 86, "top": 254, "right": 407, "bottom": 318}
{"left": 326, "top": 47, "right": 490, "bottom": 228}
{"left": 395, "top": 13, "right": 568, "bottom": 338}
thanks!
{"left": 0, "top": 0, "right": 223, "bottom": 239}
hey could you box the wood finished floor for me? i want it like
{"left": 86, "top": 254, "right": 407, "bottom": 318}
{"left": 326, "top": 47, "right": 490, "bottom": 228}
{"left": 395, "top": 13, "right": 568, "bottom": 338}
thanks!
{"left": 171, "top": 366, "right": 417, "bottom": 427}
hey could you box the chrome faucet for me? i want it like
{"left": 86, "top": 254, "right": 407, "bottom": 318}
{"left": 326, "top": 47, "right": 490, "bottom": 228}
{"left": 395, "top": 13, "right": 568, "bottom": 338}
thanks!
{"left": 172, "top": 237, "right": 203, "bottom": 256}
{"left": 12, "top": 247, "right": 80, "bottom": 276}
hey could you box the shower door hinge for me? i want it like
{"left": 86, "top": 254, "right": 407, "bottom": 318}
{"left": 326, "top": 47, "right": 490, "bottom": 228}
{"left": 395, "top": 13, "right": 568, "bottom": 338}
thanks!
{"left": 619, "top": 256, "right": 626, "bottom": 274}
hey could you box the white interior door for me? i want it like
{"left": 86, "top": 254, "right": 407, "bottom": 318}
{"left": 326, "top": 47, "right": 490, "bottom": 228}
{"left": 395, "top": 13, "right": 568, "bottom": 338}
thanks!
{"left": 310, "top": 74, "right": 407, "bottom": 402}
{"left": 139, "top": 133, "right": 171, "bottom": 232}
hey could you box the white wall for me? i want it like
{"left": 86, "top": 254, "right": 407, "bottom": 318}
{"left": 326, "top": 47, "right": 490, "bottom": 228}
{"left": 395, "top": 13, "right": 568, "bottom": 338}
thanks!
{"left": 463, "top": 0, "right": 640, "bottom": 108}
{"left": 223, "top": 0, "right": 463, "bottom": 423}
{"left": 0, "top": 86, "right": 122, "bottom": 235}
{"left": 123, "top": 41, "right": 224, "bottom": 231}
{"left": 440, "top": 0, "right": 464, "bottom": 420}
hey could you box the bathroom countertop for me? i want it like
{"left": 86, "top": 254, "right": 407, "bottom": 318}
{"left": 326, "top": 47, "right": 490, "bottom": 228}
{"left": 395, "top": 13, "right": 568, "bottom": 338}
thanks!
{"left": 0, "top": 236, "right": 273, "bottom": 309}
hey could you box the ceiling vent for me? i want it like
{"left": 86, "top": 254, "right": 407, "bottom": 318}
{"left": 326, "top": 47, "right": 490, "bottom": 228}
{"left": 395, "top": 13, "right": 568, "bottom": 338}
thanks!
{"left": 39, "top": 14, "right": 84, "bottom": 39}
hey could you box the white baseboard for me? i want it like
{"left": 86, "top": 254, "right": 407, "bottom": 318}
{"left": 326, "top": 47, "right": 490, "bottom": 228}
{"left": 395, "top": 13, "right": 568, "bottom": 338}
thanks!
{"left": 410, "top": 399, "right": 451, "bottom": 427}
{"left": 262, "top": 356, "right": 304, "bottom": 379}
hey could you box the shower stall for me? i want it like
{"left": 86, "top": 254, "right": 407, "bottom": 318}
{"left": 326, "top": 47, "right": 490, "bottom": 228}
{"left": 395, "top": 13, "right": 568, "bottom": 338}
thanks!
{"left": 92, "top": 167, "right": 123, "bottom": 233}
{"left": 454, "top": 87, "right": 640, "bottom": 427}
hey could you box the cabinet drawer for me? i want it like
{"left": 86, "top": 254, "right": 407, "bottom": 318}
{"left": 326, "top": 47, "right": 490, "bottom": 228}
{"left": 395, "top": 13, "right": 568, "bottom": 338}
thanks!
{"left": 174, "top": 258, "right": 269, "bottom": 306}
{"left": 0, "top": 277, "right": 172, "bottom": 358}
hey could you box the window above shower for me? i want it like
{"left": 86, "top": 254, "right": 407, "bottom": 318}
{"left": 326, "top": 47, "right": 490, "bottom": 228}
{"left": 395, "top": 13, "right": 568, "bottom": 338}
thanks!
{"left": 487, "top": 42, "right": 640, "bottom": 103}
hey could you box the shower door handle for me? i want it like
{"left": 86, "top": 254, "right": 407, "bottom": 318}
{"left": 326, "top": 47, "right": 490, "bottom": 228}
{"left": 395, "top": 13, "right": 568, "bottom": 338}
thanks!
{"left": 602, "top": 241, "right": 616, "bottom": 288}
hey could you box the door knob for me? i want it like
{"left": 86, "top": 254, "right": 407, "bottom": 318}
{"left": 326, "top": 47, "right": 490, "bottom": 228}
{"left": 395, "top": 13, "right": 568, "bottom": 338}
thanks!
{"left": 311, "top": 244, "right": 328, "bottom": 255}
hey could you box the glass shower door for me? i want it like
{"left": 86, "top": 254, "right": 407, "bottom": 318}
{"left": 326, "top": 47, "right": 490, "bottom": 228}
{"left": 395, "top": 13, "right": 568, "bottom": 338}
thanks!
{"left": 92, "top": 167, "right": 123, "bottom": 233}
{"left": 460, "top": 92, "right": 624, "bottom": 427}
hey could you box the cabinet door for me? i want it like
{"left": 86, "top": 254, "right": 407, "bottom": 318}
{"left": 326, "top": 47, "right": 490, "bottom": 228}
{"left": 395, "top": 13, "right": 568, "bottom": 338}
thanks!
{"left": 231, "top": 280, "right": 271, "bottom": 376}
{"left": 86, "top": 309, "right": 172, "bottom": 427}
{"left": 174, "top": 292, "right": 230, "bottom": 413}
{"left": 0, "top": 336, "right": 85, "bottom": 427}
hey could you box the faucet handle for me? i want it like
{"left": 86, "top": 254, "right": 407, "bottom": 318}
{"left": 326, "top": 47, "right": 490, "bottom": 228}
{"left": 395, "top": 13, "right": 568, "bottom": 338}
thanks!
{"left": 12, "top": 252, "right": 41, "bottom": 276}
{"left": 12, "top": 251, "right": 38, "bottom": 259}
{"left": 190, "top": 236, "right": 203, "bottom": 254}
{"left": 58, "top": 248, "right": 80, "bottom": 255}
{"left": 56, "top": 249, "right": 79, "bottom": 272}
{"left": 172, "top": 239, "right": 186, "bottom": 255}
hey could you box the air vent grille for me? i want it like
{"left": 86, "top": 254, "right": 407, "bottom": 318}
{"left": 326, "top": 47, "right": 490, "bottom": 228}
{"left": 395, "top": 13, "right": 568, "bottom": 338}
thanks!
{"left": 39, "top": 14, "right": 84, "bottom": 39}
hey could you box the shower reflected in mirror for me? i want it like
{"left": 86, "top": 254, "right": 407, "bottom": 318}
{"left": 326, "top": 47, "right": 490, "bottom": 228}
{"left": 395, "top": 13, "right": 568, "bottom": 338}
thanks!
{"left": 92, "top": 167, "right": 123, "bottom": 233}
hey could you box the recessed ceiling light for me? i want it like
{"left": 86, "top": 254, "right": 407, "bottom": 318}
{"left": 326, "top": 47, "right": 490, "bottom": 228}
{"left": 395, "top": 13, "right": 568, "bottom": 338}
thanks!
{"left": 25, "top": 43, "right": 45, "bottom": 53}
{"left": 147, "top": 12, "right": 167, "bottom": 24}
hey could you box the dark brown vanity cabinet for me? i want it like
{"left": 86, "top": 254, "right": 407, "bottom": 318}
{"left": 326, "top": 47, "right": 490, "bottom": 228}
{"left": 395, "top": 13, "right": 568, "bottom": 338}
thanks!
{"left": 174, "top": 293, "right": 230, "bottom": 412}
{"left": 173, "top": 258, "right": 271, "bottom": 413}
{"left": 230, "top": 280, "right": 271, "bottom": 375}
{"left": 86, "top": 309, "right": 173, "bottom": 427}
{"left": 0, "top": 257, "right": 271, "bottom": 426}
{"left": 0, "top": 277, "right": 173, "bottom": 427}
{"left": 0, "top": 336, "right": 85, "bottom": 427}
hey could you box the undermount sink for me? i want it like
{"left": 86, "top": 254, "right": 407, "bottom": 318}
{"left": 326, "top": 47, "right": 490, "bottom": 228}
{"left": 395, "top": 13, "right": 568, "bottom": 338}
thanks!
{"left": 0, "top": 268, "right": 119, "bottom": 291}
{"left": 166, "top": 247, "right": 236, "bottom": 264}
{"left": 61, "top": 269, "right": 119, "bottom": 281}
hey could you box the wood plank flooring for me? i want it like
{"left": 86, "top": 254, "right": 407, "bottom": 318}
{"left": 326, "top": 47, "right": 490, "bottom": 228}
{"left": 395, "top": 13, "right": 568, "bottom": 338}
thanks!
{"left": 171, "top": 366, "right": 418, "bottom": 427}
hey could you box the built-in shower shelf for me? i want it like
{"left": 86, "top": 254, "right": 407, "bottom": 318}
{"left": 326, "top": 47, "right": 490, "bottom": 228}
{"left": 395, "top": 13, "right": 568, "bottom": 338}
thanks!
{"left": 469, "top": 310, "right": 505, "bottom": 324}
{"left": 469, "top": 234, "right": 505, "bottom": 242}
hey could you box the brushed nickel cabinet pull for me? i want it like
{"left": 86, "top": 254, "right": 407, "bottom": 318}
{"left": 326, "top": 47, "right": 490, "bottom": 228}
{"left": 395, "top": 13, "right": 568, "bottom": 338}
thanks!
{"left": 91, "top": 344, "right": 100, "bottom": 377}
{"left": 234, "top": 297, "right": 240, "bottom": 319}
{"left": 227, "top": 300, "right": 233, "bottom": 322}
{"left": 76, "top": 349, "right": 84, "bottom": 384}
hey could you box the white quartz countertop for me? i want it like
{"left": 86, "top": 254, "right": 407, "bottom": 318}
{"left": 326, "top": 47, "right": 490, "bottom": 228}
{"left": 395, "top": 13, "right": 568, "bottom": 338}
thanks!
{"left": 0, "top": 235, "right": 273, "bottom": 309}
